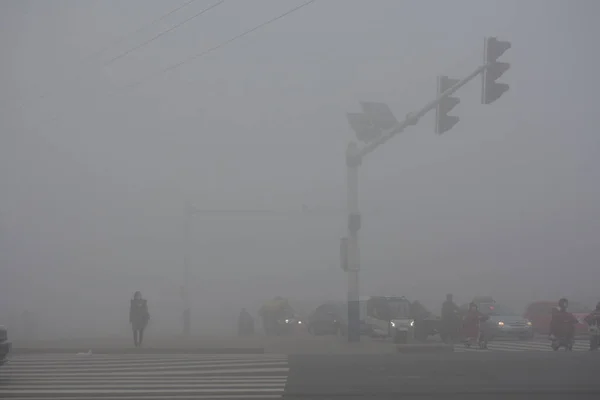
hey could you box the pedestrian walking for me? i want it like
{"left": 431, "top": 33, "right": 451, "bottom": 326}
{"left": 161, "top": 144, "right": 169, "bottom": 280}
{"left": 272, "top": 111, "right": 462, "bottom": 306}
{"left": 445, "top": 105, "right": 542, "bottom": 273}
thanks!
{"left": 129, "top": 291, "right": 150, "bottom": 347}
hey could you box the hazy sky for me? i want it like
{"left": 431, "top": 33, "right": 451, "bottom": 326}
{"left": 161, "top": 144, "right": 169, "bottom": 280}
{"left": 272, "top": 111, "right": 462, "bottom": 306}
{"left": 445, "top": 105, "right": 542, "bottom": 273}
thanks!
{"left": 1, "top": 0, "right": 599, "bottom": 337}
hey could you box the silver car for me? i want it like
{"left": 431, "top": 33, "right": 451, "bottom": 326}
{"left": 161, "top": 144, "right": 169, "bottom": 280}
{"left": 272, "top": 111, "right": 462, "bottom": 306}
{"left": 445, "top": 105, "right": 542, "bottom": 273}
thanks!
{"left": 478, "top": 303, "right": 534, "bottom": 340}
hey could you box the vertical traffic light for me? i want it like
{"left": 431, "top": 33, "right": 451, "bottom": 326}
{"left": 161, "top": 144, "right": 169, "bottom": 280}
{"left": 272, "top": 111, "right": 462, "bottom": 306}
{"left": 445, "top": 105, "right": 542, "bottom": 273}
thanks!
{"left": 482, "top": 37, "right": 511, "bottom": 104}
{"left": 435, "top": 75, "right": 460, "bottom": 134}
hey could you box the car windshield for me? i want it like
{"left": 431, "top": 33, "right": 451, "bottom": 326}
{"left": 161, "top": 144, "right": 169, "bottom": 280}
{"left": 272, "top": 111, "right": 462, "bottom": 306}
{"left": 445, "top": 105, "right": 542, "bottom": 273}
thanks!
{"left": 479, "top": 303, "right": 518, "bottom": 316}
{"left": 388, "top": 299, "right": 411, "bottom": 319}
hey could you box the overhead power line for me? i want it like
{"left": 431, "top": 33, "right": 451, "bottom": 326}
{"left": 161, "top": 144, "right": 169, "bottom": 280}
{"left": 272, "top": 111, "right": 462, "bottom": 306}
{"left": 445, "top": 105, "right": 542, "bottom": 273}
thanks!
{"left": 91, "top": 0, "right": 201, "bottom": 60}
{"left": 12, "top": 0, "right": 200, "bottom": 113}
{"left": 126, "top": 0, "right": 317, "bottom": 90}
{"left": 106, "top": 0, "right": 225, "bottom": 66}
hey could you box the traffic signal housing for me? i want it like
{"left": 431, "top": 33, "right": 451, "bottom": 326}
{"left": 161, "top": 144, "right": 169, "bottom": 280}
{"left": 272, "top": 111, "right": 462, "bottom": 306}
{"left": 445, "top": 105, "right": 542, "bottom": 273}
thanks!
{"left": 482, "top": 37, "right": 511, "bottom": 104}
{"left": 435, "top": 75, "right": 460, "bottom": 134}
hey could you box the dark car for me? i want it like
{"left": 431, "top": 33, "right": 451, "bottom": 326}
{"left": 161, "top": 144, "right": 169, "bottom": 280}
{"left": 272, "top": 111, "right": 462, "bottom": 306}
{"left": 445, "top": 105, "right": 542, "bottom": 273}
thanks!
{"left": 307, "top": 302, "right": 345, "bottom": 336}
{"left": 308, "top": 302, "right": 376, "bottom": 337}
{"left": 410, "top": 300, "right": 442, "bottom": 341}
{"left": 0, "top": 325, "right": 11, "bottom": 366}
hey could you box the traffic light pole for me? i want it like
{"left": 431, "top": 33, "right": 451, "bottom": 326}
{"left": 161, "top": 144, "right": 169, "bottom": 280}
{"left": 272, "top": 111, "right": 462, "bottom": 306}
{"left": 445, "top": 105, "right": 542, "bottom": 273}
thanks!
{"left": 344, "top": 61, "right": 490, "bottom": 343}
{"left": 346, "top": 142, "right": 361, "bottom": 342}
{"left": 360, "top": 63, "right": 487, "bottom": 159}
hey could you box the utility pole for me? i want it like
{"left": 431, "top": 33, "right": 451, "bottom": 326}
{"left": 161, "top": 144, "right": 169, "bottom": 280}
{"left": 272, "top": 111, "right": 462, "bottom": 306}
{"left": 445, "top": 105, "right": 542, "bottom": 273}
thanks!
{"left": 345, "top": 142, "right": 362, "bottom": 342}
{"left": 344, "top": 37, "right": 511, "bottom": 342}
{"left": 182, "top": 202, "right": 192, "bottom": 336}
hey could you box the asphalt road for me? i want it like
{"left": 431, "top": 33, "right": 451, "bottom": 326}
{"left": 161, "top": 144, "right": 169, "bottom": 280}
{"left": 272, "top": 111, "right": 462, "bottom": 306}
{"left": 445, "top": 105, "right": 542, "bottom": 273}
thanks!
{"left": 2, "top": 351, "right": 599, "bottom": 399}
{"left": 284, "top": 352, "right": 600, "bottom": 399}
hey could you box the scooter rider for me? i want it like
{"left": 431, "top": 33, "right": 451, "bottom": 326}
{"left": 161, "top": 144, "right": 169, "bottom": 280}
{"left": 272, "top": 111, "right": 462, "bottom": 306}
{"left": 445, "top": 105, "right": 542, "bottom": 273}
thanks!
{"left": 584, "top": 302, "right": 600, "bottom": 351}
{"left": 549, "top": 298, "right": 578, "bottom": 346}
{"left": 584, "top": 302, "right": 600, "bottom": 325}
{"left": 462, "top": 302, "right": 489, "bottom": 348}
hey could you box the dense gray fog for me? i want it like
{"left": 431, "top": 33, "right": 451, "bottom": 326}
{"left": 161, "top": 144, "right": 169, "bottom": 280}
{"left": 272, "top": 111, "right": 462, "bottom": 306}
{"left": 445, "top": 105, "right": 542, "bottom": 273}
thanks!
{"left": 1, "top": 0, "right": 599, "bottom": 340}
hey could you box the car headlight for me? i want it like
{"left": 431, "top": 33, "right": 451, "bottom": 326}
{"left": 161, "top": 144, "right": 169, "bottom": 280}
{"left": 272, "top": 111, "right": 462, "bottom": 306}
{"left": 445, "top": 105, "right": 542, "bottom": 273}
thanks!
{"left": 410, "top": 320, "right": 415, "bottom": 327}
{"left": 297, "top": 320, "right": 302, "bottom": 324}
{"left": 498, "top": 321, "right": 505, "bottom": 326}
{"left": 526, "top": 321, "right": 532, "bottom": 326}
{"left": 285, "top": 319, "right": 289, "bottom": 324}
{"left": 390, "top": 321, "right": 396, "bottom": 327}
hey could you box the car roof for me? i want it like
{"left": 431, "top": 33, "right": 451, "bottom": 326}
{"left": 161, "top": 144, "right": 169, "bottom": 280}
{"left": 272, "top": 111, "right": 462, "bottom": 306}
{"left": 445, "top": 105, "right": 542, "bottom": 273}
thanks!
{"left": 472, "top": 296, "right": 495, "bottom": 303}
{"left": 528, "top": 301, "right": 556, "bottom": 305}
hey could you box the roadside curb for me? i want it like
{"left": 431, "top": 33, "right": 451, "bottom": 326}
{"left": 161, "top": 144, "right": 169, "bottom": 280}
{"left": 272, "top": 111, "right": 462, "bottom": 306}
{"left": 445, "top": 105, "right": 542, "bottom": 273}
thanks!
{"left": 396, "top": 344, "right": 454, "bottom": 353}
{"left": 11, "top": 347, "right": 266, "bottom": 355}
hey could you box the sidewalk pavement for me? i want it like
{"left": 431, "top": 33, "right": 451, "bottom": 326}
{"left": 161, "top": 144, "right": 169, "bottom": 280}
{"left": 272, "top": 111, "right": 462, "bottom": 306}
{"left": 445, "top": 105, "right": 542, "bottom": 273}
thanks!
{"left": 11, "top": 333, "right": 453, "bottom": 355}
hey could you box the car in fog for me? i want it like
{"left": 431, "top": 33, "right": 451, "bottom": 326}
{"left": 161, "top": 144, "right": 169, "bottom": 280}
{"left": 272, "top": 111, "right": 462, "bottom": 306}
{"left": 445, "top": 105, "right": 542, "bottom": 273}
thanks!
{"left": 0, "top": 325, "right": 11, "bottom": 366}
{"left": 473, "top": 302, "right": 534, "bottom": 340}
{"left": 275, "top": 311, "right": 305, "bottom": 336}
{"left": 307, "top": 302, "right": 345, "bottom": 336}
{"left": 307, "top": 301, "right": 376, "bottom": 338}
{"left": 524, "top": 300, "right": 592, "bottom": 336}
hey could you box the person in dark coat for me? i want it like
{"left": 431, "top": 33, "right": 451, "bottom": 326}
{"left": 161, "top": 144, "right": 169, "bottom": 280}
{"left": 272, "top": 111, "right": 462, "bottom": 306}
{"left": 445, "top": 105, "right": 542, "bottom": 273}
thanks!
{"left": 441, "top": 294, "right": 459, "bottom": 343}
{"left": 549, "top": 298, "right": 577, "bottom": 343}
{"left": 129, "top": 291, "right": 150, "bottom": 347}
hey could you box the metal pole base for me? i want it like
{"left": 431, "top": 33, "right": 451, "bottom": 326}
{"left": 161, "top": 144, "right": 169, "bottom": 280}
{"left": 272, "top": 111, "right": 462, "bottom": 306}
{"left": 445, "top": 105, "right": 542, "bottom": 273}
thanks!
{"left": 347, "top": 299, "right": 360, "bottom": 342}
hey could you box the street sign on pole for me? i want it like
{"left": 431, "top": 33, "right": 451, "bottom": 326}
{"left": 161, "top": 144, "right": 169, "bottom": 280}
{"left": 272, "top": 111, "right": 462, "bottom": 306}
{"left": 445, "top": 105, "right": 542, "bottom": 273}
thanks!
{"left": 360, "top": 101, "right": 399, "bottom": 132}
{"left": 347, "top": 112, "right": 381, "bottom": 143}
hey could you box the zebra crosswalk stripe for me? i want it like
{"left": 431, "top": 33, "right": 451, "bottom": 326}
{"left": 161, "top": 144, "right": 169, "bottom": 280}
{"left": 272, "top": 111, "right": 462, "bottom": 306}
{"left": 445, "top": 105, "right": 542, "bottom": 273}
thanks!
{"left": 453, "top": 339, "right": 590, "bottom": 352}
{"left": 0, "top": 353, "right": 288, "bottom": 399}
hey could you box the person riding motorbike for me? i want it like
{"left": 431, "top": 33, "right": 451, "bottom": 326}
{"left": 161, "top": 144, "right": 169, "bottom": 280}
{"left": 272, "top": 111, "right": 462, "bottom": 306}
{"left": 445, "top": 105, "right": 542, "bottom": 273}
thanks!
{"left": 441, "top": 294, "right": 460, "bottom": 343}
{"left": 549, "top": 298, "right": 578, "bottom": 349}
{"left": 462, "top": 302, "right": 489, "bottom": 348}
{"left": 584, "top": 302, "right": 600, "bottom": 351}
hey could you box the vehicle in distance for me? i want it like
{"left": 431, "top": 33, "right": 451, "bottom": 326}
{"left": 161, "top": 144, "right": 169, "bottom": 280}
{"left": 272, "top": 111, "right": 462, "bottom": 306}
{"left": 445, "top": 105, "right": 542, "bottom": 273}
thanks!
{"left": 307, "top": 302, "right": 344, "bottom": 336}
{"left": 363, "top": 296, "right": 415, "bottom": 344}
{"left": 307, "top": 302, "right": 375, "bottom": 337}
{"left": 0, "top": 325, "right": 10, "bottom": 366}
{"left": 524, "top": 300, "right": 591, "bottom": 336}
{"left": 475, "top": 302, "right": 534, "bottom": 340}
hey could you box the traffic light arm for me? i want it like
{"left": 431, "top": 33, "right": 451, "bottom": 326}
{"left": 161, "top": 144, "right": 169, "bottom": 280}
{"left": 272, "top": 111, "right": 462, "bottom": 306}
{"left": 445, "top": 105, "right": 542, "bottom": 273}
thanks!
{"left": 359, "top": 63, "right": 488, "bottom": 159}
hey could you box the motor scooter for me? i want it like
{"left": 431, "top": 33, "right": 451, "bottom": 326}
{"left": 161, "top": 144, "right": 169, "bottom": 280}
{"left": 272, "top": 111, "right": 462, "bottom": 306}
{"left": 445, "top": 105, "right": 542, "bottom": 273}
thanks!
{"left": 464, "top": 330, "right": 488, "bottom": 349}
{"left": 550, "top": 334, "right": 574, "bottom": 351}
{"left": 588, "top": 324, "right": 599, "bottom": 351}
{"left": 462, "top": 315, "right": 489, "bottom": 350}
